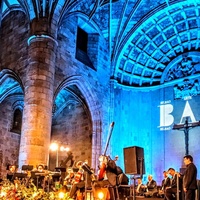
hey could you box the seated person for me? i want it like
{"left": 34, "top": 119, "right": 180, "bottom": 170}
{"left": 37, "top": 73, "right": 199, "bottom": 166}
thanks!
{"left": 31, "top": 164, "right": 46, "bottom": 189}
{"left": 64, "top": 167, "right": 75, "bottom": 191}
{"left": 135, "top": 178, "right": 145, "bottom": 196}
{"left": 68, "top": 161, "right": 86, "bottom": 199}
{"left": 92, "top": 155, "right": 117, "bottom": 200}
{"left": 6, "top": 165, "right": 16, "bottom": 181}
{"left": 93, "top": 155, "right": 117, "bottom": 186}
{"left": 165, "top": 168, "right": 182, "bottom": 200}
{"left": 144, "top": 174, "right": 158, "bottom": 197}
{"left": 158, "top": 170, "right": 171, "bottom": 199}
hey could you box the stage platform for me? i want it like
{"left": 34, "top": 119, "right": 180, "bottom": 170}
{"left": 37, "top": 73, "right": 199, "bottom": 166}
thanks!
{"left": 120, "top": 196, "right": 164, "bottom": 200}
{"left": 136, "top": 198, "right": 163, "bottom": 200}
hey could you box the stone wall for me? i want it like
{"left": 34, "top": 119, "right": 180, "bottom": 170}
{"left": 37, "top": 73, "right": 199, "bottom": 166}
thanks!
{"left": 0, "top": 11, "right": 29, "bottom": 84}
{"left": 50, "top": 101, "right": 92, "bottom": 170}
{"left": 0, "top": 8, "right": 111, "bottom": 174}
{"left": 0, "top": 100, "right": 20, "bottom": 178}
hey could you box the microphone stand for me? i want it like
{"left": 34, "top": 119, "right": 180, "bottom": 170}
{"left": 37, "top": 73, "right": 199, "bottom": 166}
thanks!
{"left": 176, "top": 173, "right": 179, "bottom": 200}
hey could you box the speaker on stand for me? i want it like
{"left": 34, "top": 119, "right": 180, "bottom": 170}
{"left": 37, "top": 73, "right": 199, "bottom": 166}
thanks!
{"left": 123, "top": 146, "right": 145, "bottom": 200}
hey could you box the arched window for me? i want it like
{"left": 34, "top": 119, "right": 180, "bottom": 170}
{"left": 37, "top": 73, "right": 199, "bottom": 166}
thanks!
{"left": 11, "top": 109, "right": 22, "bottom": 134}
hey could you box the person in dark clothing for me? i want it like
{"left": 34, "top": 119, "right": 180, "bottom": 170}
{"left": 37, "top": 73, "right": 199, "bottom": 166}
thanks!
{"left": 158, "top": 171, "right": 171, "bottom": 199}
{"left": 144, "top": 174, "right": 158, "bottom": 197}
{"left": 92, "top": 155, "right": 118, "bottom": 200}
{"left": 165, "top": 168, "right": 182, "bottom": 200}
{"left": 6, "top": 165, "right": 16, "bottom": 182}
{"left": 183, "top": 155, "right": 197, "bottom": 200}
{"left": 135, "top": 178, "right": 145, "bottom": 196}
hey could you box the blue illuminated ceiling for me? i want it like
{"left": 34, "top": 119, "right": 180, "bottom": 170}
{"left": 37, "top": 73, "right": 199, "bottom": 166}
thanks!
{"left": 1, "top": 0, "right": 200, "bottom": 90}
{"left": 115, "top": 1, "right": 200, "bottom": 87}
{"left": 1, "top": 0, "right": 20, "bottom": 13}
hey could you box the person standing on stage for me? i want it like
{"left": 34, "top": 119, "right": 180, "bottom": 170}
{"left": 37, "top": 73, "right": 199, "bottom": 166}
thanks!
{"left": 183, "top": 155, "right": 197, "bottom": 200}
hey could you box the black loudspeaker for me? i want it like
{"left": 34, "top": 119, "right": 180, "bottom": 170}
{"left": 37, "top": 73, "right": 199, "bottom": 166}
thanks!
{"left": 123, "top": 146, "right": 145, "bottom": 175}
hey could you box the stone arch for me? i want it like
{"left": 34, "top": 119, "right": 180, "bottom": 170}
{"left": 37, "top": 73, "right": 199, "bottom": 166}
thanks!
{"left": 0, "top": 69, "right": 24, "bottom": 172}
{"left": 1, "top": 6, "right": 26, "bottom": 22}
{"left": 53, "top": 75, "right": 102, "bottom": 168}
{"left": 0, "top": 69, "right": 24, "bottom": 133}
{"left": 161, "top": 52, "right": 200, "bottom": 84}
{"left": 0, "top": 69, "right": 24, "bottom": 103}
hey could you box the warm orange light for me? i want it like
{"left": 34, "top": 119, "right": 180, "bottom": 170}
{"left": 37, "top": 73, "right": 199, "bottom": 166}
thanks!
{"left": 58, "top": 191, "right": 65, "bottom": 199}
{"left": 65, "top": 147, "right": 70, "bottom": 151}
{"left": 60, "top": 146, "right": 70, "bottom": 152}
{"left": 97, "top": 191, "right": 104, "bottom": 199}
{"left": 50, "top": 143, "right": 58, "bottom": 151}
{"left": 0, "top": 191, "right": 7, "bottom": 197}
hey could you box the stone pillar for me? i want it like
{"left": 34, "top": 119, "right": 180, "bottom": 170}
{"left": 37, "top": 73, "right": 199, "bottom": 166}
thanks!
{"left": 19, "top": 19, "right": 57, "bottom": 168}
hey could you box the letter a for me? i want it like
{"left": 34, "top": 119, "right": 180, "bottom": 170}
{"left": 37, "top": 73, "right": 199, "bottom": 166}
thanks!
{"left": 180, "top": 101, "right": 196, "bottom": 123}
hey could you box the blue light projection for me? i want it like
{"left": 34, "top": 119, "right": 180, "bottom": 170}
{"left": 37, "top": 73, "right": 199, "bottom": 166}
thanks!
{"left": 110, "top": 86, "right": 200, "bottom": 184}
{"left": 114, "top": 1, "right": 200, "bottom": 87}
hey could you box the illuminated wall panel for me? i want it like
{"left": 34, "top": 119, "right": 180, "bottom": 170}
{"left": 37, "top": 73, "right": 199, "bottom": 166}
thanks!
{"left": 112, "top": 85, "right": 200, "bottom": 184}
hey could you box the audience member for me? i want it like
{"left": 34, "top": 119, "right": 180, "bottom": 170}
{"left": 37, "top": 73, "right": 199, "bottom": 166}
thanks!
{"left": 144, "top": 174, "right": 157, "bottom": 197}
{"left": 183, "top": 155, "right": 197, "bottom": 200}
{"left": 158, "top": 171, "right": 171, "bottom": 199}
{"left": 135, "top": 178, "right": 145, "bottom": 196}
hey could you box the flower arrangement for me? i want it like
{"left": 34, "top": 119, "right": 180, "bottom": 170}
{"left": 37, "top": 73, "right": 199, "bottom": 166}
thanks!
{"left": 0, "top": 179, "right": 70, "bottom": 200}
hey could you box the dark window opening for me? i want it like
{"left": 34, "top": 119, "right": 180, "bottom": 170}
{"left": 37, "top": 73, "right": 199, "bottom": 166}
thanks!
{"left": 77, "top": 27, "right": 88, "bottom": 53}
{"left": 11, "top": 109, "right": 22, "bottom": 134}
{"left": 76, "top": 27, "right": 95, "bottom": 70}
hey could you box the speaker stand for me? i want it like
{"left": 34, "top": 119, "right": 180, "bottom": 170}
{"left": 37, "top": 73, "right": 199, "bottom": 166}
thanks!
{"left": 130, "top": 175, "right": 136, "bottom": 200}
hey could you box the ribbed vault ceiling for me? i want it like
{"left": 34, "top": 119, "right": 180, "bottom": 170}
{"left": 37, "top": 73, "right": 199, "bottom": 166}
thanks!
{"left": 115, "top": 1, "right": 200, "bottom": 87}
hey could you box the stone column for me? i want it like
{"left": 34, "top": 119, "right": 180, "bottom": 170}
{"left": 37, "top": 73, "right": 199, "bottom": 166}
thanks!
{"left": 19, "top": 19, "right": 58, "bottom": 168}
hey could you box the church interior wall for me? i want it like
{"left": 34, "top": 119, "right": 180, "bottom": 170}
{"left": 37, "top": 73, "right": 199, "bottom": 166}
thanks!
{"left": 0, "top": 8, "right": 112, "bottom": 176}
{"left": 0, "top": 99, "right": 21, "bottom": 177}
{"left": 50, "top": 101, "right": 92, "bottom": 171}
{"left": 0, "top": 11, "right": 29, "bottom": 85}
{"left": 111, "top": 84, "right": 200, "bottom": 185}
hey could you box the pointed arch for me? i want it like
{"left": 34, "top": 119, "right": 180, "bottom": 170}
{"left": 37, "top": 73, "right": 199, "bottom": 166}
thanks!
{"left": 54, "top": 75, "right": 102, "bottom": 168}
{"left": 0, "top": 69, "right": 24, "bottom": 103}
